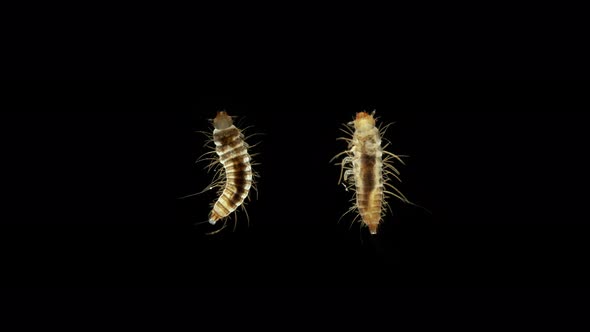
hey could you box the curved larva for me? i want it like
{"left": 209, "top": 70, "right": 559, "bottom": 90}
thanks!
{"left": 204, "top": 111, "right": 256, "bottom": 230}
{"left": 333, "top": 111, "right": 410, "bottom": 235}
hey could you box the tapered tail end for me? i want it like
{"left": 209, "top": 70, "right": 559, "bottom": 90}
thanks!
{"left": 209, "top": 211, "right": 221, "bottom": 225}
{"left": 368, "top": 224, "right": 378, "bottom": 235}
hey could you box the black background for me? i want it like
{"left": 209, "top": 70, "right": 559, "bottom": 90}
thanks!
{"left": 1, "top": 81, "right": 589, "bottom": 289}
{"left": 1, "top": 2, "right": 589, "bottom": 327}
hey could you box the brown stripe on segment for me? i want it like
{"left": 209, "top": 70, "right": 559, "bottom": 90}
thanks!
{"left": 214, "top": 199, "right": 230, "bottom": 216}
{"left": 220, "top": 192, "right": 237, "bottom": 211}
{"left": 226, "top": 157, "right": 248, "bottom": 205}
{"left": 213, "top": 127, "right": 239, "bottom": 142}
{"left": 219, "top": 144, "right": 248, "bottom": 162}
{"left": 222, "top": 136, "right": 245, "bottom": 151}
{"left": 214, "top": 127, "right": 245, "bottom": 155}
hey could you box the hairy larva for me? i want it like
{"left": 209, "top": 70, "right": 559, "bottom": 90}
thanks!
{"left": 332, "top": 110, "right": 411, "bottom": 235}
{"left": 184, "top": 111, "right": 258, "bottom": 234}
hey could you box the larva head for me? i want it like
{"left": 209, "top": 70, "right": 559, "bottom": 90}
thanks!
{"left": 213, "top": 111, "right": 234, "bottom": 130}
{"left": 354, "top": 111, "right": 376, "bottom": 131}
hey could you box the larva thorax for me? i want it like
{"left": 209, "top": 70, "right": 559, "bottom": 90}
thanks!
{"left": 208, "top": 111, "right": 253, "bottom": 225}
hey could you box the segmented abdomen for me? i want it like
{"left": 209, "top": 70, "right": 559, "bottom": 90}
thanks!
{"left": 209, "top": 125, "right": 253, "bottom": 224}
{"left": 352, "top": 125, "right": 384, "bottom": 235}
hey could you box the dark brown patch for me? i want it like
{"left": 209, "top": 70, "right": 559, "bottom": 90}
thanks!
{"left": 214, "top": 128, "right": 240, "bottom": 147}
{"left": 224, "top": 137, "right": 244, "bottom": 151}
{"left": 361, "top": 153, "right": 376, "bottom": 190}
{"left": 219, "top": 145, "right": 247, "bottom": 160}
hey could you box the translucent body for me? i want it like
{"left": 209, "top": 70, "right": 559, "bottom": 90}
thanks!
{"left": 334, "top": 111, "right": 410, "bottom": 235}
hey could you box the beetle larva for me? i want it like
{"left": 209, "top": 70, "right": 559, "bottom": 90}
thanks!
{"left": 332, "top": 111, "right": 410, "bottom": 235}
{"left": 185, "top": 111, "right": 258, "bottom": 233}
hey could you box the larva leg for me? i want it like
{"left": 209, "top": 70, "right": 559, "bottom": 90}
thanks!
{"left": 337, "top": 157, "right": 354, "bottom": 185}
{"left": 343, "top": 169, "right": 354, "bottom": 183}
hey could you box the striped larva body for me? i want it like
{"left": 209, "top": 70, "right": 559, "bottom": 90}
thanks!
{"left": 334, "top": 111, "right": 410, "bottom": 235}
{"left": 202, "top": 111, "right": 256, "bottom": 230}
